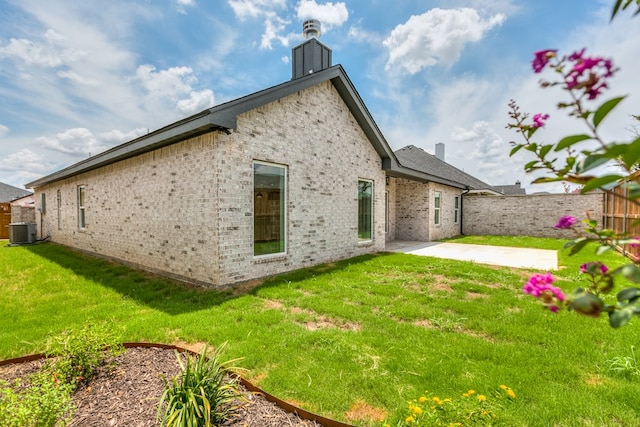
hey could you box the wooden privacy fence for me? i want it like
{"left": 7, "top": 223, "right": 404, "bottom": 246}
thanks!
{"left": 603, "top": 180, "right": 640, "bottom": 261}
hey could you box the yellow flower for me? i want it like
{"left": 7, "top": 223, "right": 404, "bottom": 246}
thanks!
{"left": 413, "top": 406, "right": 423, "bottom": 415}
{"left": 478, "top": 394, "right": 487, "bottom": 401}
{"left": 507, "top": 388, "right": 516, "bottom": 399}
{"left": 500, "top": 384, "right": 508, "bottom": 390}
{"left": 405, "top": 415, "right": 415, "bottom": 423}
{"left": 443, "top": 398, "right": 452, "bottom": 403}
{"left": 467, "top": 389, "right": 475, "bottom": 395}
{"left": 418, "top": 396, "right": 427, "bottom": 403}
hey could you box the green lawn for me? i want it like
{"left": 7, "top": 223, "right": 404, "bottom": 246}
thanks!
{"left": 1, "top": 237, "right": 638, "bottom": 426}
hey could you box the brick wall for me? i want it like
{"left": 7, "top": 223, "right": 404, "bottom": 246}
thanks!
{"left": 391, "top": 178, "right": 463, "bottom": 241}
{"left": 35, "top": 80, "right": 385, "bottom": 288}
{"left": 462, "top": 193, "right": 603, "bottom": 238}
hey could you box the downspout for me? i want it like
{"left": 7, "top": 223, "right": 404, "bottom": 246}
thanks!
{"left": 460, "top": 186, "right": 471, "bottom": 235}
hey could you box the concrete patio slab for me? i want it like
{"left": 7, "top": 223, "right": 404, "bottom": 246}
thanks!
{"left": 385, "top": 241, "right": 557, "bottom": 271}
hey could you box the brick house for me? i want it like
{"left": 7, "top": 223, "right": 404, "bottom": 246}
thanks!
{"left": 25, "top": 23, "right": 495, "bottom": 288}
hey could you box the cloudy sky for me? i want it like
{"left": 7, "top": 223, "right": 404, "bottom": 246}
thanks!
{"left": 1, "top": 0, "right": 639, "bottom": 193}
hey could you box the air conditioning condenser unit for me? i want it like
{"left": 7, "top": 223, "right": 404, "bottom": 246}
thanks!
{"left": 9, "top": 223, "right": 37, "bottom": 245}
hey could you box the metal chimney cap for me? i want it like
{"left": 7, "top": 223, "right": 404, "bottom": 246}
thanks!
{"left": 303, "top": 19, "right": 321, "bottom": 39}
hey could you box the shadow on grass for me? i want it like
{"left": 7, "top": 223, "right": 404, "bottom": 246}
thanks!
{"left": 23, "top": 242, "right": 383, "bottom": 315}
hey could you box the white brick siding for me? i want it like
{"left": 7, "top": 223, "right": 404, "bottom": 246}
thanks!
{"left": 35, "top": 81, "right": 385, "bottom": 288}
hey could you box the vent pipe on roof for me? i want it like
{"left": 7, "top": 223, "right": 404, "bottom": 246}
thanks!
{"left": 435, "top": 142, "right": 445, "bottom": 162}
{"left": 303, "top": 19, "right": 321, "bottom": 39}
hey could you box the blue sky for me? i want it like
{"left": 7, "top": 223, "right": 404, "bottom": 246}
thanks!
{"left": 1, "top": 0, "right": 639, "bottom": 193}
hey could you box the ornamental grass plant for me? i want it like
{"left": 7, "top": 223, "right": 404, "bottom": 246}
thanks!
{"left": 1, "top": 238, "right": 638, "bottom": 426}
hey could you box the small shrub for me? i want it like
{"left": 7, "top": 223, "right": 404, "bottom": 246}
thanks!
{"left": 382, "top": 385, "right": 516, "bottom": 427}
{"left": 157, "top": 344, "right": 243, "bottom": 427}
{"left": 44, "top": 322, "right": 124, "bottom": 388}
{"left": 0, "top": 372, "right": 75, "bottom": 427}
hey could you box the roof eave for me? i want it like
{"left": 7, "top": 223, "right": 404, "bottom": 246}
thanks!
{"left": 26, "top": 112, "right": 228, "bottom": 188}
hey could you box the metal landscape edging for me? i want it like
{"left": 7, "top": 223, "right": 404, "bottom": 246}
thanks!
{"left": 0, "top": 342, "right": 356, "bottom": 427}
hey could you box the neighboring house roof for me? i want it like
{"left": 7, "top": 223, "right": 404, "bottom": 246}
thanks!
{"left": 10, "top": 194, "right": 35, "bottom": 207}
{"left": 394, "top": 145, "right": 500, "bottom": 193}
{"left": 494, "top": 182, "right": 526, "bottom": 195}
{"left": 26, "top": 65, "right": 475, "bottom": 190}
{"left": 0, "top": 181, "right": 32, "bottom": 203}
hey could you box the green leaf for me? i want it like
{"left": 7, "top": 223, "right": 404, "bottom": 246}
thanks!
{"left": 539, "top": 144, "right": 553, "bottom": 159}
{"left": 580, "top": 174, "right": 623, "bottom": 193}
{"left": 620, "top": 136, "right": 640, "bottom": 170}
{"left": 555, "top": 134, "right": 592, "bottom": 151}
{"left": 593, "top": 96, "right": 626, "bottom": 128}
{"left": 613, "top": 264, "right": 640, "bottom": 284}
{"left": 611, "top": 0, "right": 624, "bottom": 20}
{"left": 609, "top": 308, "right": 633, "bottom": 328}
{"left": 524, "top": 160, "right": 539, "bottom": 170}
{"left": 566, "top": 237, "right": 589, "bottom": 256}
{"left": 576, "top": 154, "right": 610, "bottom": 174}
{"left": 617, "top": 287, "right": 640, "bottom": 303}
{"left": 510, "top": 144, "right": 524, "bottom": 156}
{"left": 531, "top": 176, "right": 565, "bottom": 184}
{"left": 595, "top": 244, "right": 612, "bottom": 255}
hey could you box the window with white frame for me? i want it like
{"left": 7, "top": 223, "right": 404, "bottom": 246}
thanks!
{"left": 358, "top": 180, "right": 373, "bottom": 241}
{"left": 454, "top": 195, "right": 460, "bottom": 224}
{"left": 77, "top": 186, "right": 86, "bottom": 229}
{"left": 254, "top": 161, "right": 287, "bottom": 256}
{"left": 434, "top": 191, "right": 441, "bottom": 225}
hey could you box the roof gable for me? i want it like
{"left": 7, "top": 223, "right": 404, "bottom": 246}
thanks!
{"left": 26, "top": 65, "right": 398, "bottom": 188}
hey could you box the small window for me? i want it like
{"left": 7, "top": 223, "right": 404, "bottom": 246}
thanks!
{"left": 454, "top": 195, "right": 460, "bottom": 224}
{"left": 254, "top": 162, "right": 287, "bottom": 256}
{"left": 77, "top": 186, "right": 86, "bottom": 229}
{"left": 384, "top": 191, "right": 389, "bottom": 234}
{"left": 57, "top": 190, "right": 62, "bottom": 230}
{"left": 358, "top": 180, "right": 373, "bottom": 241}
{"left": 434, "top": 191, "right": 441, "bottom": 225}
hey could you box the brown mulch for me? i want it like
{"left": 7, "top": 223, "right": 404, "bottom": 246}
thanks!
{"left": 0, "top": 346, "right": 323, "bottom": 427}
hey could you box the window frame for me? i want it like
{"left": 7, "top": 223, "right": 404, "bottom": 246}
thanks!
{"left": 454, "top": 195, "right": 460, "bottom": 224}
{"left": 57, "top": 190, "right": 62, "bottom": 230}
{"left": 358, "top": 179, "right": 374, "bottom": 242}
{"left": 253, "top": 161, "right": 287, "bottom": 257}
{"left": 77, "top": 185, "right": 86, "bottom": 230}
{"left": 434, "top": 191, "right": 441, "bottom": 226}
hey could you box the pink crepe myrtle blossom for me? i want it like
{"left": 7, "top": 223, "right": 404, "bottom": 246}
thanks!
{"left": 565, "top": 48, "right": 617, "bottom": 100}
{"left": 580, "top": 262, "right": 608, "bottom": 275}
{"left": 523, "top": 273, "right": 566, "bottom": 312}
{"left": 532, "top": 113, "right": 549, "bottom": 128}
{"left": 532, "top": 49, "right": 557, "bottom": 73}
{"left": 628, "top": 237, "right": 640, "bottom": 249}
{"left": 554, "top": 215, "right": 577, "bottom": 229}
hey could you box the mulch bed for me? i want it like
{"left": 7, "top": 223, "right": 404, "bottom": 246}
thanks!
{"left": 0, "top": 346, "right": 325, "bottom": 427}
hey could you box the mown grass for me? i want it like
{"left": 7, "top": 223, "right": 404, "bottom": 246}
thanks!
{"left": 0, "top": 237, "right": 638, "bottom": 426}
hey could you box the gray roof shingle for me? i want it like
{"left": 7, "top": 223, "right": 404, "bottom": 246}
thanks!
{"left": 0, "top": 182, "right": 32, "bottom": 203}
{"left": 394, "top": 145, "right": 498, "bottom": 192}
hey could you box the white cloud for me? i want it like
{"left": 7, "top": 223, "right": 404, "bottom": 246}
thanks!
{"left": 227, "top": 0, "right": 287, "bottom": 20}
{"left": 0, "top": 125, "right": 8, "bottom": 138}
{"left": 260, "top": 13, "right": 292, "bottom": 50}
{"left": 98, "top": 128, "right": 148, "bottom": 144}
{"left": 175, "top": 0, "right": 195, "bottom": 14}
{"left": 37, "top": 128, "right": 113, "bottom": 157}
{"left": 57, "top": 70, "right": 99, "bottom": 86}
{"left": 384, "top": 8, "right": 505, "bottom": 74}
{"left": 0, "top": 32, "right": 86, "bottom": 68}
{"left": 296, "top": 0, "right": 349, "bottom": 29}
{"left": 0, "top": 148, "right": 51, "bottom": 174}
{"left": 176, "top": 89, "right": 215, "bottom": 115}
